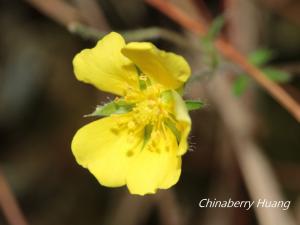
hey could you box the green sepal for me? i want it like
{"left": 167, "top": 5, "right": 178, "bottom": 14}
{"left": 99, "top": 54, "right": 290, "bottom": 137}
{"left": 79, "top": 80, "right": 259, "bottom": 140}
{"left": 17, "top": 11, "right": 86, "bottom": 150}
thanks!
{"left": 185, "top": 100, "right": 205, "bottom": 111}
{"left": 135, "top": 64, "right": 151, "bottom": 90}
{"left": 135, "top": 64, "right": 142, "bottom": 76}
{"left": 164, "top": 119, "right": 181, "bottom": 144}
{"left": 160, "top": 90, "right": 173, "bottom": 103}
{"left": 141, "top": 124, "right": 153, "bottom": 150}
{"left": 84, "top": 99, "right": 134, "bottom": 117}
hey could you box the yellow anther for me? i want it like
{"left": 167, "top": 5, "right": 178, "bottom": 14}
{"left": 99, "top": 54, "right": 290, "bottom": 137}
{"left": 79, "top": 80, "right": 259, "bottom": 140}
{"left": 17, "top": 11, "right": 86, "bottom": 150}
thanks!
{"left": 147, "top": 100, "right": 156, "bottom": 106}
{"left": 128, "top": 121, "right": 136, "bottom": 130}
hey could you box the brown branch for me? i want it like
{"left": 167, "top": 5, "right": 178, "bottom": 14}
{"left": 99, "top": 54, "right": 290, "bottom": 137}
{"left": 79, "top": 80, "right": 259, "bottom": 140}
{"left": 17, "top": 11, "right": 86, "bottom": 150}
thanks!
{"left": 74, "top": 0, "right": 110, "bottom": 30}
{"left": 0, "top": 168, "right": 29, "bottom": 225}
{"left": 68, "top": 23, "right": 189, "bottom": 47}
{"left": 145, "top": 0, "right": 300, "bottom": 123}
{"left": 24, "top": 0, "right": 84, "bottom": 27}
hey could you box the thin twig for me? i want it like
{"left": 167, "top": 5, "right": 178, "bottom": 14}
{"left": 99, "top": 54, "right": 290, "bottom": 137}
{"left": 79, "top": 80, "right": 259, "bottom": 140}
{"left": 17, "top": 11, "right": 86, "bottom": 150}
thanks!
{"left": 68, "top": 23, "right": 189, "bottom": 47}
{"left": 145, "top": 0, "right": 300, "bottom": 123}
{"left": 121, "top": 27, "right": 187, "bottom": 46}
{"left": 25, "top": 0, "right": 189, "bottom": 46}
{"left": 0, "top": 167, "right": 29, "bottom": 225}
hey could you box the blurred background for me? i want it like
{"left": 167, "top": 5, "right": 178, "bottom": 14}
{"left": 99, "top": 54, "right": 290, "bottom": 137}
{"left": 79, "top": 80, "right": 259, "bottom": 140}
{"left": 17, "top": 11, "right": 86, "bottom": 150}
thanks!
{"left": 0, "top": 0, "right": 300, "bottom": 225}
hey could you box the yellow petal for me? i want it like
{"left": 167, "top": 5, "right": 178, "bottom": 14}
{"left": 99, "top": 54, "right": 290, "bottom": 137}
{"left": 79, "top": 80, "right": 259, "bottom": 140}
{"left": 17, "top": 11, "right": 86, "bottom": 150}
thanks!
{"left": 71, "top": 115, "right": 143, "bottom": 187}
{"left": 171, "top": 90, "right": 191, "bottom": 155}
{"left": 73, "top": 32, "right": 139, "bottom": 96}
{"left": 126, "top": 127, "right": 181, "bottom": 195}
{"left": 121, "top": 42, "right": 191, "bottom": 90}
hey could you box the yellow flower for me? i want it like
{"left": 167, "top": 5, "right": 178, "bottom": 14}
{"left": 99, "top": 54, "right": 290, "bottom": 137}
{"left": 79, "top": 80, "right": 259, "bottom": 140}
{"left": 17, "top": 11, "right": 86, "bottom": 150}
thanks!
{"left": 71, "top": 32, "right": 191, "bottom": 195}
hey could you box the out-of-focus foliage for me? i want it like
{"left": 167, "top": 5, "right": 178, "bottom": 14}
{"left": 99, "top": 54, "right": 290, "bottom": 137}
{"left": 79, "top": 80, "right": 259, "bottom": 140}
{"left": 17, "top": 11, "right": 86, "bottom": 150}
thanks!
{"left": 200, "top": 16, "right": 224, "bottom": 70}
{"left": 233, "top": 49, "right": 291, "bottom": 96}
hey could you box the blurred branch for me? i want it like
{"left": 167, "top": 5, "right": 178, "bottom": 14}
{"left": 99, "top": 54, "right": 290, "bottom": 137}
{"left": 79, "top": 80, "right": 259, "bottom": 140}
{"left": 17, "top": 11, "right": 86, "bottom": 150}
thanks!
{"left": 171, "top": 0, "right": 298, "bottom": 223}
{"left": 295, "top": 197, "right": 300, "bottom": 225}
{"left": 259, "top": 0, "right": 300, "bottom": 27}
{"left": 25, "top": 0, "right": 189, "bottom": 46}
{"left": 201, "top": 125, "right": 239, "bottom": 225}
{"left": 146, "top": 0, "right": 300, "bottom": 123}
{"left": 69, "top": 23, "right": 189, "bottom": 47}
{"left": 24, "top": 0, "right": 109, "bottom": 31}
{"left": 0, "top": 168, "right": 29, "bottom": 225}
{"left": 104, "top": 192, "right": 155, "bottom": 225}
{"left": 206, "top": 75, "right": 297, "bottom": 225}
{"left": 121, "top": 27, "right": 187, "bottom": 46}
{"left": 24, "top": 0, "right": 84, "bottom": 27}
{"left": 73, "top": 0, "right": 110, "bottom": 30}
{"left": 68, "top": 23, "right": 105, "bottom": 40}
{"left": 224, "top": 0, "right": 261, "bottom": 53}
{"left": 190, "top": 0, "right": 212, "bottom": 22}
{"left": 104, "top": 190, "right": 185, "bottom": 225}
{"left": 155, "top": 190, "right": 185, "bottom": 225}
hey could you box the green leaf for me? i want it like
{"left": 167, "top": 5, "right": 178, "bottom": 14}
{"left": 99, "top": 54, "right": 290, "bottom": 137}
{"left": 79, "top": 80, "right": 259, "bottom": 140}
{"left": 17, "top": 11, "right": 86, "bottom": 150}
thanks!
{"left": 262, "top": 68, "right": 291, "bottom": 83}
{"left": 185, "top": 100, "right": 205, "bottom": 111}
{"left": 135, "top": 64, "right": 142, "bottom": 76}
{"left": 84, "top": 100, "right": 134, "bottom": 117}
{"left": 200, "top": 20, "right": 223, "bottom": 69}
{"left": 206, "top": 15, "right": 225, "bottom": 40}
{"left": 248, "top": 49, "right": 274, "bottom": 66}
{"left": 142, "top": 124, "right": 153, "bottom": 150}
{"left": 164, "top": 119, "right": 181, "bottom": 144}
{"left": 199, "top": 16, "right": 224, "bottom": 69}
{"left": 232, "top": 74, "right": 251, "bottom": 96}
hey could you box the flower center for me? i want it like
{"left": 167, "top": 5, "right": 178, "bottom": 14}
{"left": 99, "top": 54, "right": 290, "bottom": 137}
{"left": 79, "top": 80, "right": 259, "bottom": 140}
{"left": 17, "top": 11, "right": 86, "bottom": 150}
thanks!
{"left": 124, "top": 85, "right": 171, "bottom": 130}
{"left": 111, "top": 75, "right": 179, "bottom": 155}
